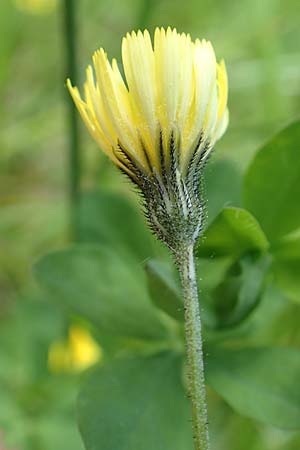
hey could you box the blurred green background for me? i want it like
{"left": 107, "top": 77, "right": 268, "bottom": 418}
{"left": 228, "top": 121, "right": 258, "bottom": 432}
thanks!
{"left": 1, "top": 0, "right": 300, "bottom": 449}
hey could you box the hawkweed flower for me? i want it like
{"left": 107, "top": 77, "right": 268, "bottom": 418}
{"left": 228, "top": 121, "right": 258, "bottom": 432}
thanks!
{"left": 67, "top": 27, "right": 228, "bottom": 254}
{"left": 67, "top": 27, "right": 228, "bottom": 450}
{"left": 48, "top": 325, "right": 101, "bottom": 373}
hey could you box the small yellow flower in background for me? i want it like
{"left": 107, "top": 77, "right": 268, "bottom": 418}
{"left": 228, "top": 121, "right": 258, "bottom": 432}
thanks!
{"left": 13, "top": 0, "right": 57, "bottom": 15}
{"left": 48, "top": 325, "right": 101, "bottom": 373}
{"left": 68, "top": 27, "right": 229, "bottom": 252}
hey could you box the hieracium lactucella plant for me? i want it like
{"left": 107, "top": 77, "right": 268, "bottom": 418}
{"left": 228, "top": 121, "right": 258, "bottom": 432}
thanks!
{"left": 68, "top": 27, "right": 228, "bottom": 450}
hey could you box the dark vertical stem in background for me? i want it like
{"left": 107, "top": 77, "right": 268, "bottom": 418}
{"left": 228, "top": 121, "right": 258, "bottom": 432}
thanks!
{"left": 136, "top": 0, "right": 156, "bottom": 29}
{"left": 63, "top": 0, "right": 80, "bottom": 240}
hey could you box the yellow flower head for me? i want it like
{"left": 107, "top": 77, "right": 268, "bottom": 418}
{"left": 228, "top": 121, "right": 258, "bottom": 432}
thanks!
{"left": 48, "top": 325, "right": 101, "bottom": 373}
{"left": 68, "top": 27, "right": 229, "bottom": 252}
{"left": 68, "top": 27, "right": 228, "bottom": 177}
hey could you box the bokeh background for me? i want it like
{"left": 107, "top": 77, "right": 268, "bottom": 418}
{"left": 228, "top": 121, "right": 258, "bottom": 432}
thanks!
{"left": 1, "top": 0, "right": 300, "bottom": 449}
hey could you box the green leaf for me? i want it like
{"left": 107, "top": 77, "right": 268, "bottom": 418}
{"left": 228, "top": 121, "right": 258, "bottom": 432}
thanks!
{"left": 204, "top": 159, "right": 242, "bottom": 226}
{"left": 206, "top": 283, "right": 300, "bottom": 348}
{"left": 77, "top": 190, "right": 155, "bottom": 261}
{"left": 273, "top": 231, "right": 300, "bottom": 260}
{"left": 144, "top": 259, "right": 184, "bottom": 321}
{"left": 212, "top": 254, "right": 271, "bottom": 328}
{"left": 196, "top": 257, "right": 234, "bottom": 328}
{"left": 210, "top": 409, "right": 263, "bottom": 450}
{"left": 197, "top": 257, "right": 233, "bottom": 292}
{"left": 78, "top": 353, "right": 193, "bottom": 450}
{"left": 206, "top": 347, "right": 300, "bottom": 429}
{"left": 34, "top": 245, "right": 167, "bottom": 341}
{"left": 274, "top": 265, "right": 300, "bottom": 303}
{"left": 244, "top": 121, "right": 300, "bottom": 241}
{"left": 272, "top": 234, "right": 300, "bottom": 303}
{"left": 197, "top": 207, "right": 269, "bottom": 258}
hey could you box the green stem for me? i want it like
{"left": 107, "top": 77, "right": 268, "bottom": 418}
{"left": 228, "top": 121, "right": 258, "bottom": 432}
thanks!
{"left": 136, "top": 0, "right": 157, "bottom": 29}
{"left": 63, "top": 0, "right": 80, "bottom": 239}
{"left": 178, "top": 245, "right": 210, "bottom": 450}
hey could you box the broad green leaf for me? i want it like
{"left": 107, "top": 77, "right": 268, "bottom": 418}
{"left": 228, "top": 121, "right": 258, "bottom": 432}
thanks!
{"left": 145, "top": 259, "right": 184, "bottom": 321}
{"left": 34, "top": 245, "right": 167, "bottom": 341}
{"left": 272, "top": 234, "right": 300, "bottom": 303}
{"left": 212, "top": 254, "right": 271, "bottom": 328}
{"left": 197, "top": 257, "right": 233, "bottom": 291}
{"left": 206, "top": 347, "right": 300, "bottom": 429}
{"left": 196, "top": 257, "right": 234, "bottom": 329}
{"left": 206, "top": 283, "right": 300, "bottom": 348}
{"left": 211, "top": 407, "right": 300, "bottom": 450}
{"left": 274, "top": 265, "right": 300, "bottom": 302}
{"left": 244, "top": 121, "right": 300, "bottom": 241}
{"left": 197, "top": 207, "right": 269, "bottom": 258}
{"left": 78, "top": 353, "right": 193, "bottom": 450}
{"left": 77, "top": 191, "right": 155, "bottom": 261}
{"left": 272, "top": 230, "right": 300, "bottom": 260}
{"left": 209, "top": 407, "right": 264, "bottom": 450}
{"left": 204, "top": 159, "right": 242, "bottom": 227}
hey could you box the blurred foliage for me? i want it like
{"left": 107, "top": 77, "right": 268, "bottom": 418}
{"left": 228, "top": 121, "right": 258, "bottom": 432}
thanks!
{"left": 13, "top": 0, "right": 57, "bottom": 15}
{"left": 34, "top": 121, "right": 300, "bottom": 450}
{"left": 1, "top": 0, "right": 300, "bottom": 449}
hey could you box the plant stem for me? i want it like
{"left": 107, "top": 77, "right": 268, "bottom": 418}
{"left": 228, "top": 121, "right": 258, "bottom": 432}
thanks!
{"left": 63, "top": 0, "right": 80, "bottom": 240}
{"left": 136, "top": 0, "right": 158, "bottom": 29}
{"left": 178, "top": 244, "right": 210, "bottom": 450}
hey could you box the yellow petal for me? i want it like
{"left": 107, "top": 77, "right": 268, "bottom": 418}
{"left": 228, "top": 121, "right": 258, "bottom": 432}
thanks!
{"left": 122, "top": 30, "right": 159, "bottom": 168}
{"left": 217, "top": 59, "right": 228, "bottom": 120}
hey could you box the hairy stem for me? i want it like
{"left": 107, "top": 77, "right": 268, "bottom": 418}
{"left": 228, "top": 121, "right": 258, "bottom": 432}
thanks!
{"left": 177, "top": 245, "right": 210, "bottom": 450}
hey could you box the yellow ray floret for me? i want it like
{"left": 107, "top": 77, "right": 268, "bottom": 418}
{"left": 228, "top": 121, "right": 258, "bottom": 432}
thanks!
{"left": 67, "top": 27, "right": 229, "bottom": 178}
